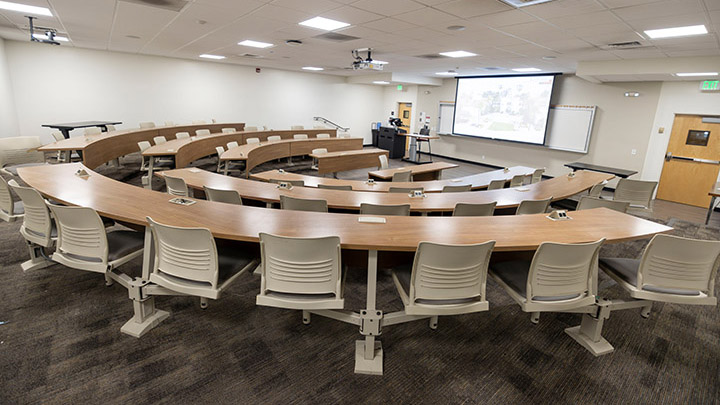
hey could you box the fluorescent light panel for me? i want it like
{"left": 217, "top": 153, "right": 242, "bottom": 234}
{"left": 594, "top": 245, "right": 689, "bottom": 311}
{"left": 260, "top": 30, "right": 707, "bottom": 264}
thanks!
{"left": 199, "top": 54, "right": 225, "bottom": 60}
{"left": 372, "top": 81, "right": 390, "bottom": 84}
{"left": 512, "top": 68, "right": 542, "bottom": 72}
{"left": 675, "top": 72, "right": 718, "bottom": 77}
{"left": 435, "top": 72, "right": 456, "bottom": 76}
{"left": 645, "top": 24, "right": 707, "bottom": 39}
{"left": 439, "top": 50, "right": 476, "bottom": 58}
{"left": 238, "top": 40, "right": 274, "bottom": 48}
{"left": 299, "top": 16, "right": 349, "bottom": 31}
{"left": 0, "top": 1, "right": 52, "bottom": 16}
{"left": 32, "top": 34, "right": 68, "bottom": 42}
{"left": 302, "top": 66, "right": 323, "bottom": 71}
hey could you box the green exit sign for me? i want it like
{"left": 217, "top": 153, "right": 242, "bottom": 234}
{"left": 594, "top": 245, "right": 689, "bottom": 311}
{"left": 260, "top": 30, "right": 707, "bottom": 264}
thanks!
{"left": 700, "top": 80, "right": 719, "bottom": 91}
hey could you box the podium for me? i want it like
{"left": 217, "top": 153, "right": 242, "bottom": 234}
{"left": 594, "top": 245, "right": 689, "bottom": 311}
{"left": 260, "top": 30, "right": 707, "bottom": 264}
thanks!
{"left": 377, "top": 126, "right": 406, "bottom": 159}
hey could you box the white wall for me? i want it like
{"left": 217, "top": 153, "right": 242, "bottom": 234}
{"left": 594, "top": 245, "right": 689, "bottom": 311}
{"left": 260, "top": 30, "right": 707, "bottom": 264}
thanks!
{"left": 642, "top": 81, "right": 720, "bottom": 182}
{"left": 0, "top": 38, "right": 19, "bottom": 137}
{"left": 3, "top": 40, "right": 384, "bottom": 143}
{"left": 416, "top": 75, "right": 663, "bottom": 184}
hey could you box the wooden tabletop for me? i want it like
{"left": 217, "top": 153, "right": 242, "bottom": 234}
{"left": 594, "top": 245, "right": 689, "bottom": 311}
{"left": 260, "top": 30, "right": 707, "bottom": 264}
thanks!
{"left": 398, "top": 133, "right": 440, "bottom": 140}
{"left": 17, "top": 163, "right": 671, "bottom": 252}
{"left": 251, "top": 166, "right": 537, "bottom": 193}
{"left": 160, "top": 167, "right": 614, "bottom": 212}
{"left": 309, "top": 148, "right": 386, "bottom": 159}
{"left": 367, "top": 162, "right": 459, "bottom": 180}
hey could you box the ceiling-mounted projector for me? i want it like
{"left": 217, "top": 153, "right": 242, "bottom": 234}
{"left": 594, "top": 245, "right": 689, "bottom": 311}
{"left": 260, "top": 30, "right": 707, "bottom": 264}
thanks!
{"left": 351, "top": 48, "right": 383, "bottom": 71}
{"left": 27, "top": 16, "right": 61, "bottom": 45}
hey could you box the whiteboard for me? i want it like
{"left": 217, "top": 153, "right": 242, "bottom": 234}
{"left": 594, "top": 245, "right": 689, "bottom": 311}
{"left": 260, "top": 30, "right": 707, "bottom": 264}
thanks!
{"left": 437, "top": 102, "right": 596, "bottom": 154}
{"left": 545, "top": 105, "right": 596, "bottom": 153}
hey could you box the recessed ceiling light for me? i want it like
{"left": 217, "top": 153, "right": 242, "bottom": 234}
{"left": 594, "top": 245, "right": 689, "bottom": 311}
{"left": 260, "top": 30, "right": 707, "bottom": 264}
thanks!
{"left": 302, "top": 66, "right": 324, "bottom": 71}
{"left": 439, "top": 50, "right": 477, "bottom": 58}
{"left": 645, "top": 24, "right": 707, "bottom": 39}
{"left": 32, "top": 34, "right": 68, "bottom": 42}
{"left": 624, "top": 92, "right": 640, "bottom": 97}
{"left": 499, "top": 0, "right": 555, "bottom": 7}
{"left": 447, "top": 25, "right": 466, "bottom": 31}
{"left": 373, "top": 81, "right": 390, "bottom": 85}
{"left": 238, "top": 40, "right": 274, "bottom": 48}
{"left": 512, "top": 67, "right": 542, "bottom": 72}
{"left": 299, "top": 16, "right": 350, "bottom": 31}
{"left": 675, "top": 72, "right": 718, "bottom": 77}
{"left": 0, "top": 1, "right": 52, "bottom": 16}
{"left": 199, "top": 54, "right": 225, "bottom": 60}
{"left": 435, "top": 71, "right": 456, "bottom": 76}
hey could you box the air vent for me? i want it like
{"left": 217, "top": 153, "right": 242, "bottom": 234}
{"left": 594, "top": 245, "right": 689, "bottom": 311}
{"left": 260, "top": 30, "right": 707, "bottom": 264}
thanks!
{"left": 607, "top": 41, "right": 643, "bottom": 49}
{"left": 313, "top": 32, "right": 360, "bottom": 42}
{"left": 415, "top": 54, "right": 446, "bottom": 60}
{"left": 121, "top": 0, "right": 188, "bottom": 12}
{"left": 238, "top": 53, "right": 263, "bottom": 58}
{"left": 480, "top": 66, "right": 504, "bottom": 71}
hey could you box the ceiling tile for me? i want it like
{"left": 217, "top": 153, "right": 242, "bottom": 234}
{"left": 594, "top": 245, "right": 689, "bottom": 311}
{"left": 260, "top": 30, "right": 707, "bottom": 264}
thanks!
{"left": 320, "top": 6, "right": 384, "bottom": 25}
{"left": 435, "top": 0, "right": 513, "bottom": 18}
{"left": 521, "top": 0, "right": 606, "bottom": 19}
{"left": 351, "top": 0, "right": 425, "bottom": 17}
{"left": 468, "top": 10, "right": 539, "bottom": 28}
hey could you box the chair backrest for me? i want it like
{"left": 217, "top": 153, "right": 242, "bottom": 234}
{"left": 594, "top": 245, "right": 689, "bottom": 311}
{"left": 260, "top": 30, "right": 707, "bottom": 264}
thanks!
{"left": 588, "top": 182, "right": 605, "bottom": 198}
{"left": 269, "top": 178, "right": 305, "bottom": 187}
{"left": 246, "top": 138, "right": 260, "bottom": 144}
{"left": 487, "top": 179, "right": 505, "bottom": 190}
{"left": 50, "top": 132, "right": 64, "bottom": 142}
{"left": 614, "top": 179, "right": 657, "bottom": 208}
{"left": 84, "top": 127, "right": 101, "bottom": 136}
{"left": 9, "top": 180, "right": 53, "bottom": 246}
{"left": 244, "top": 126, "right": 258, "bottom": 132}
{"left": 227, "top": 141, "right": 239, "bottom": 149}
{"left": 267, "top": 135, "right": 282, "bottom": 142}
{"left": 164, "top": 175, "right": 189, "bottom": 197}
{"left": 392, "top": 170, "right": 412, "bottom": 182}
{"left": 378, "top": 154, "right": 389, "bottom": 170}
{"left": 313, "top": 125, "right": 326, "bottom": 129}
{"left": 637, "top": 234, "right": 720, "bottom": 296}
{"left": 338, "top": 133, "right": 351, "bottom": 138}
{"left": 527, "top": 239, "right": 604, "bottom": 301}
{"left": 293, "top": 134, "right": 308, "bottom": 140}
{"left": 509, "top": 174, "right": 525, "bottom": 187}
{"left": 453, "top": 202, "right": 497, "bottom": 217}
{"left": 0, "top": 176, "right": 17, "bottom": 218}
{"left": 221, "top": 128, "right": 236, "bottom": 134}
{"left": 442, "top": 184, "right": 472, "bottom": 193}
{"left": 318, "top": 184, "right": 352, "bottom": 191}
{"left": 531, "top": 168, "right": 544, "bottom": 184}
{"left": 176, "top": 132, "right": 190, "bottom": 139}
{"left": 516, "top": 197, "right": 552, "bottom": 215}
{"left": 153, "top": 136, "right": 167, "bottom": 145}
{"left": 47, "top": 203, "right": 109, "bottom": 263}
{"left": 280, "top": 195, "right": 327, "bottom": 212}
{"left": 106, "top": 125, "right": 116, "bottom": 131}
{"left": 215, "top": 146, "right": 225, "bottom": 156}
{"left": 196, "top": 129, "right": 211, "bottom": 137}
{"left": 316, "top": 133, "right": 330, "bottom": 138}
{"left": 164, "top": 121, "right": 175, "bottom": 126}
{"left": 311, "top": 148, "right": 327, "bottom": 155}
{"left": 139, "top": 122, "right": 156, "bottom": 128}
{"left": 138, "top": 141, "right": 151, "bottom": 153}
{"left": 290, "top": 125, "right": 304, "bottom": 130}
{"left": 259, "top": 233, "right": 341, "bottom": 296}
{"left": 203, "top": 186, "right": 243, "bottom": 205}
{"left": 360, "top": 203, "right": 410, "bottom": 216}
{"left": 0, "top": 137, "right": 45, "bottom": 168}
{"left": 576, "top": 196, "right": 629, "bottom": 213}
{"left": 146, "top": 217, "right": 220, "bottom": 291}
{"left": 192, "top": 120, "right": 207, "bottom": 124}
{"left": 409, "top": 240, "right": 496, "bottom": 304}
{"left": 389, "top": 186, "right": 423, "bottom": 194}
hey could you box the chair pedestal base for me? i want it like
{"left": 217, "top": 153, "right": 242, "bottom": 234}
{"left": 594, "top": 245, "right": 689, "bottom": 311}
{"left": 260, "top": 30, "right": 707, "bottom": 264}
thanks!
{"left": 21, "top": 244, "right": 53, "bottom": 272}
{"left": 355, "top": 340, "right": 383, "bottom": 375}
{"left": 121, "top": 296, "right": 169, "bottom": 338}
{"left": 565, "top": 325, "right": 614, "bottom": 356}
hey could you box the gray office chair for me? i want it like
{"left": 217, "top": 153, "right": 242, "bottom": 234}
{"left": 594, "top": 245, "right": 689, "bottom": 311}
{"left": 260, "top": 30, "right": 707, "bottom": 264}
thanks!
{"left": 516, "top": 197, "right": 552, "bottom": 215}
{"left": 453, "top": 202, "right": 496, "bottom": 217}
{"left": 360, "top": 203, "right": 411, "bottom": 216}
{"left": 139, "top": 122, "right": 156, "bottom": 129}
{"left": 509, "top": 175, "right": 525, "bottom": 187}
{"left": 487, "top": 179, "right": 505, "bottom": 190}
{"left": 389, "top": 186, "right": 423, "bottom": 194}
{"left": 442, "top": 184, "right": 472, "bottom": 192}
{"left": 318, "top": 184, "right": 353, "bottom": 191}
{"left": 221, "top": 128, "right": 237, "bottom": 134}
{"left": 244, "top": 126, "right": 259, "bottom": 132}
{"left": 316, "top": 133, "right": 331, "bottom": 139}
{"left": 267, "top": 135, "right": 282, "bottom": 142}
{"left": 203, "top": 186, "right": 243, "bottom": 205}
{"left": 531, "top": 168, "right": 545, "bottom": 184}
{"left": 290, "top": 125, "right": 305, "bottom": 130}
{"left": 84, "top": 127, "right": 101, "bottom": 136}
{"left": 196, "top": 129, "right": 211, "bottom": 137}
{"left": 588, "top": 182, "right": 605, "bottom": 198}
{"left": 246, "top": 138, "right": 260, "bottom": 144}
{"left": 293, "top": 134, "right": 308, "bottom": 140}
{"left": 392, "top": 171, "right": 412, "bottom": 182}
{"left": 153, "top": 136, "right": 167, "bottom": 145}
{"left": 576, "top": 196, "right": 628, "bottom": 213}
{"left": 378, "top": 155, "right": 389, "bottom": 170}
{"left": 280, "top": 195, "right": 327, "bottom": 212}
{"left": 9, "top": 180, "right": 55, "bottom": 272}
{"left": 175, "top": 132, "right": 190, "bottom": 139}
{"left": 164, "top": 175, "right": 189, "bottom": 197}
{"left": 0, "top": 176, "right": 23, "bottom": 222}
{"left": 612, "top": 179, "right": 658, "bottom": 210}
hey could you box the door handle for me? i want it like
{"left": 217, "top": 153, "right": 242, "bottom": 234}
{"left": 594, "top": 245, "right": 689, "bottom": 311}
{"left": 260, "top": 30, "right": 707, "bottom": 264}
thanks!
{"left": 666, "top": 154, "right": 720, "bottom": 164}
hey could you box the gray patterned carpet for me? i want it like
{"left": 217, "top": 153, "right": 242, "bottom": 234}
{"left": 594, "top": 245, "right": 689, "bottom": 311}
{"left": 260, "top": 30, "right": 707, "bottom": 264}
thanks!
{"left": 1, "top": 155, "right": 718, "bottom": 404}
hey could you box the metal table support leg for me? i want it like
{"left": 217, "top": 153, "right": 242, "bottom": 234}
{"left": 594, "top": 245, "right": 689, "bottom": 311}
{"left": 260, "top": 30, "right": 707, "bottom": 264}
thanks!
{"left": 706, "top": 196, "right": 717, "bottom": 225}
{"left": 355, "top": 249, "right": 384, "bottom": 375}
{"left": 143, "top": 158, "right": 154, "bottom": 189}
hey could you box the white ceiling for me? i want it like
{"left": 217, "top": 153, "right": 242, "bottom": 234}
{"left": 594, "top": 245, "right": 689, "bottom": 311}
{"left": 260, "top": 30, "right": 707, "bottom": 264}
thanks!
{"left": 0, "top": 0, "right": 718, "bottom": 82}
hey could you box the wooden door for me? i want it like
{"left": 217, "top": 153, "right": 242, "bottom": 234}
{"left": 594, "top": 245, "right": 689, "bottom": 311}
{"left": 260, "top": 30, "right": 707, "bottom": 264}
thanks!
{"left": 397, "top": 102, "right": 412, "bottom": 155}
{"left": 656, "top": 114, "right": 720, "bottom": 207}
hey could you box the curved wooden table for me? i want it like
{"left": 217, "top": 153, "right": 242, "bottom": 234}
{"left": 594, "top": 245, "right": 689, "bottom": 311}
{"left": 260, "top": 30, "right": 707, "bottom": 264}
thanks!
{"left": 251, "top": 166, "right": 537, "bottom": 193}
{"left": 160, "top": 168, "right": 614, "bottom": 213}
{"left": 17, "top": 163, "right": 672, "bottom": 375}
{"left": 38, "top": 123, "right": 246, "bottom": 169}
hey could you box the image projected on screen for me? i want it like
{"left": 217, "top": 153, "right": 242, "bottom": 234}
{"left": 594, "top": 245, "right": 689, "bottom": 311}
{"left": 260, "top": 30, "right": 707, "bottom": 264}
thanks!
{"left": 453, "top": 75, "right": 556, "bottom": 145}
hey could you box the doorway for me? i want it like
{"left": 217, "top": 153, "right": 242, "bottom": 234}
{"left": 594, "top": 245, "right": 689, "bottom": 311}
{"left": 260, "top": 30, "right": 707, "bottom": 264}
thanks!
{"left": 656, "top": 114, "right": 720, "bottom": 207}
{"left": 397, "top": 102, "right": 412, "bottom": 156}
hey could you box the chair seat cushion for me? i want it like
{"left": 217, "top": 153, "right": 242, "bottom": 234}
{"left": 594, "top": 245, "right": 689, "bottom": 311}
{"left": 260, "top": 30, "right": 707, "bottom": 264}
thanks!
{"left": 3, "top": 163, "right": 47, "bottom": 176}
{"left": 107, "top": 230, "right": 144, "bottom": 261}
{"left": 394, "top": 265, "right": 480, "bottom": 305}
{"left": 217, "top": 244, "right": 257, "bottom": 285}
{"left": 491, "top": 260, "right": 580, "bottom": 302}
{"left": 600, "top": 258, "right": 701, "bottom": 296}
